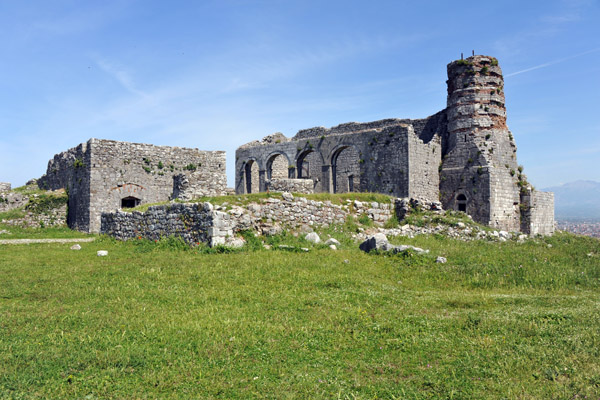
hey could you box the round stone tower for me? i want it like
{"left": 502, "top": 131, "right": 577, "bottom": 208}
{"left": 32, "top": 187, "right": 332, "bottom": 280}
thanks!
{"left": 440, "top": 55, "right": 521, "bottom": 231}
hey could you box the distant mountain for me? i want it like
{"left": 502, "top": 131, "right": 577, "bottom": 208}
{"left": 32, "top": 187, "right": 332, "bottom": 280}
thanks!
{"left": 542, "top": 180, "right": 600, "bottom": 220}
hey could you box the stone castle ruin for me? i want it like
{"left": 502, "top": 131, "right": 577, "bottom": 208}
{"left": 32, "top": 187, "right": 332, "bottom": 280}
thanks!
{"left": 38, "top": 138, "right": 227, "bottom": 233}
{"left": 236, "top": 55, "right": 554, "bottom": 235}
{"left": 30, "top": 55, "right": 553, "bottom": 237}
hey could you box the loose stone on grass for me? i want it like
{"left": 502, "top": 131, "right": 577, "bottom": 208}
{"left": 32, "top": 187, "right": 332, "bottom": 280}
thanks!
{"left": 359, "top": 234, "right": 430, "bottom": 255}
{"left": 325, "top": 238, "right": 340, "bottom": 246}
{"left": 305, "top": 232, "right": 321, "bottom": 244}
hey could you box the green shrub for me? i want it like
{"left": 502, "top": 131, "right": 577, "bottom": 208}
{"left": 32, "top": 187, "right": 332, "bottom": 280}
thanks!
{"left": 73, "top": 158, "right": 85, "bottom": 169}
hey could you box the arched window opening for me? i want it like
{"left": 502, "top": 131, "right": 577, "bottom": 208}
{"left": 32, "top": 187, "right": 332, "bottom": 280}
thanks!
{"left": 121, "top": 196, "right": 141, "bottom": 209}
{"left": 332, "top": 146, "right": 360, "bottom": 193}
{"left": 267, "top": 154, "right": 289, "bottom": 180}
{"left": 244, "top": 160, "right": 260, "bottom": 194}
{"left": 297, "top": 151, "right": 321, "bottom": 179}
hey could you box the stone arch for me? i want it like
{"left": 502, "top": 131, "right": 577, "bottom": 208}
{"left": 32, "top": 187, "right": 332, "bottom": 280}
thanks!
{"left": 242, "top": 159, "right": 260, "bottom": 194}
{"left": 266, "top": 152, "right": 291, "bottom": 180}
{"left": 331, "top": 145, "right": 361, "bottom": 193}
{"left": 296, "top": 150, "right": 323, "bottom": 180}
{"left": 456, "top": 193, "right": 468, "bottom": 212}
{"left": 110, "top": 183, "right": 147, "bottom": 210}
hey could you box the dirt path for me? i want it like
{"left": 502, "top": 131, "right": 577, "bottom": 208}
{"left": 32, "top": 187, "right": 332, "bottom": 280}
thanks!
{"left": 0, "top": 238, "right": 96, "bottom": 245}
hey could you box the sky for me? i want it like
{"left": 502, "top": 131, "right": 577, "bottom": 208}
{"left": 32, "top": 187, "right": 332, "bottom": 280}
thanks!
{"left": 0, "top": 0, "right": 599, "bottom": 189}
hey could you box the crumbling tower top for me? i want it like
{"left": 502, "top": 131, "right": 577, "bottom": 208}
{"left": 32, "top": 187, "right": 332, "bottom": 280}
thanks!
{"left": 446, "top": 55, "right": 507, "bottom": 135}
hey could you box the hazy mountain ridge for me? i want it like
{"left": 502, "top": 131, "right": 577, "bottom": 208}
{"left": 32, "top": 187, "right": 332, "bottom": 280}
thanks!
{"left": 543, "top": 180, "right": 600, "bottom": 220}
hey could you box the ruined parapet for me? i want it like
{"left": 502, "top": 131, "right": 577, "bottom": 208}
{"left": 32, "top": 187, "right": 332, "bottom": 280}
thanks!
{"left": 520, "top": 187, "right": 555, "bottom": 235}
{"left": 395, "top": 197, "right": 444, "bottom": 221}
{"left": 266, "top": 178, "right": 314, "bottom": 194}
{"left": 440, "top": 55, "right": 521, "bottom": 231}
{"left": 0, "top": 182, "right": 11, "bottom": 192}
{"left": 0, "top": 192, "right": 28, "bottom": 212}
{"left": 172, "top": 169, "right": 228, "bottom": 201}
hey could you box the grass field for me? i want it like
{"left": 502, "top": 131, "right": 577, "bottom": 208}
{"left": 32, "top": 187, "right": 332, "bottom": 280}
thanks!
{"left": 1, "top": 229, "right": 599, "bottom": 399}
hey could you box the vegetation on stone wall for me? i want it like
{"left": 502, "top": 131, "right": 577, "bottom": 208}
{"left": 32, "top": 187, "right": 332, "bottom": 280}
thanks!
{"left": 73, "top": 158, "right": 85, "bottom": 169}
{"left": 25, "top": 193, "right": 68, "bottom": 215}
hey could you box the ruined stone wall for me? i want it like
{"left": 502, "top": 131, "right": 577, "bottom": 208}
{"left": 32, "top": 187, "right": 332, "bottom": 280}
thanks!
{"left": 265, "top": 178, "right": 314, "bottom": 194}
{"left": 101, "top": 193, "right": 394, "bottom": 245}
{"left": 334, "top": 146, "right": 361, "bottom": 193}
{"left": 1, "top": 204, "right": 67, "bottom": 228}
{"left": 38, "top": 142, "right": 92, "bottom": 231}
{"left": 520, "top": 189, "right": 555, "bottom": 235}
{"left": 101, "top": 203, "right": 232, "bottom": 247}
{"left": 39, "top": 139, "right": 226, "bottom": 233}
{"left": 0, "top": 183, "right": 11, "bottom": 192}
{"left": 236, "top": 118, "right": 443, "bottom": 199}
{"left": 246, "top": 195, "right": 393, "bottom": 229}
{"left": 0, "top": 192, "right": 28, "bottom": 212}
{"left": 87, "top": 139, "right": 226, "bottom": 233}
{"left": 408, "top": 125, "right": 442, "bottom": 201}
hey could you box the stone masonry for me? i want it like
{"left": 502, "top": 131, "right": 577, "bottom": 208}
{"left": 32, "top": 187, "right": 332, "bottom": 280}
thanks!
{"left": 265, "top": 178, "right": 315, "bottom": 194}
{"left": 101, "top": 192, "right": 395, "bottom": 245}
{"left": 39, "top": 138, "right": 227, "bottom": 233}
{"left": 520, "top": 188, "right": 555, "bottom": 235}
{"left": 0, "top": 183, "right": 11, "bottom": 192}
{"left": 235, "top": 55, "right": 554, "bottom": 234}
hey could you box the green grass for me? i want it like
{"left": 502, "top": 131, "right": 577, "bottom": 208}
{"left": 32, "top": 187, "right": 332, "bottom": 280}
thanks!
{"left": 0, "top": 208, "right": 26, "bottom": 221}
{"left": 10, "top": 183, "right": 47, "bottom": 195}
{"left": 402, "top": 209, "right": 477, "bottom": 229}
{"left": 0, "top": 231, "right": 599, "bottom": 398}
{"left": 0, "top": 224, "right": 92, "bottom": 239}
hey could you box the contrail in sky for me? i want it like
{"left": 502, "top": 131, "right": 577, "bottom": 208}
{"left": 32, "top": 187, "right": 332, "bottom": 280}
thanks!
{"left": 505, "top": 48, "right": 600, "bottom": 77}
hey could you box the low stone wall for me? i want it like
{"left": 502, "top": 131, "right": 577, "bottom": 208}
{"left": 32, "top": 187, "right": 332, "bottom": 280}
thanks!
{"left": 0, "top": 191, "right": 67, "bottom": 228}
{"left": 351, "top": 199, "right": 394, "bottom": 225}
{"left": 101, "top": 202, "right": 239, "bottom": 247}
{"left": 101, "top": 193, "right": 396, "bottom": 246}
{"left": 266, "top": 178, "right": 314, "bottom": 194}
{"left": 0, "top": 182, "right": 11, "bottom": 192}
{"left": 1, "top": 204, "right": 67, "bottom": 228}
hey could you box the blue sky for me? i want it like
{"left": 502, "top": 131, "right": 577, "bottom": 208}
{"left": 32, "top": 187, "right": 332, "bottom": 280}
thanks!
{"left": 1, "top": 0, "right": 598, "bottom": 189}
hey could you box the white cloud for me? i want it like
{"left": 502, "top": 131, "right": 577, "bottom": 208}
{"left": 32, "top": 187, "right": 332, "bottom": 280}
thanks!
{"left": 92, "top": 55, "right": 149, "bottom": 98}
{"left": 505, "top": 48, "right": 600, "bottom": 77}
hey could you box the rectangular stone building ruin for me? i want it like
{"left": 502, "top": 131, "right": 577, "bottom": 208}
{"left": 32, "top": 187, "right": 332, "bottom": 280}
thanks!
{"left": 236, "top": 55, "right": 555, "bottom": 235}
{"left": 38, "top": 138, "right": 227, "bottom": 233}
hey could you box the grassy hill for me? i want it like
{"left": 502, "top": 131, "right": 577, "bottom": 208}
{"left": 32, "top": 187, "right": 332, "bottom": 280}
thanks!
{"left": 0, "top": 193, "right": 599, "bottom": 398}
